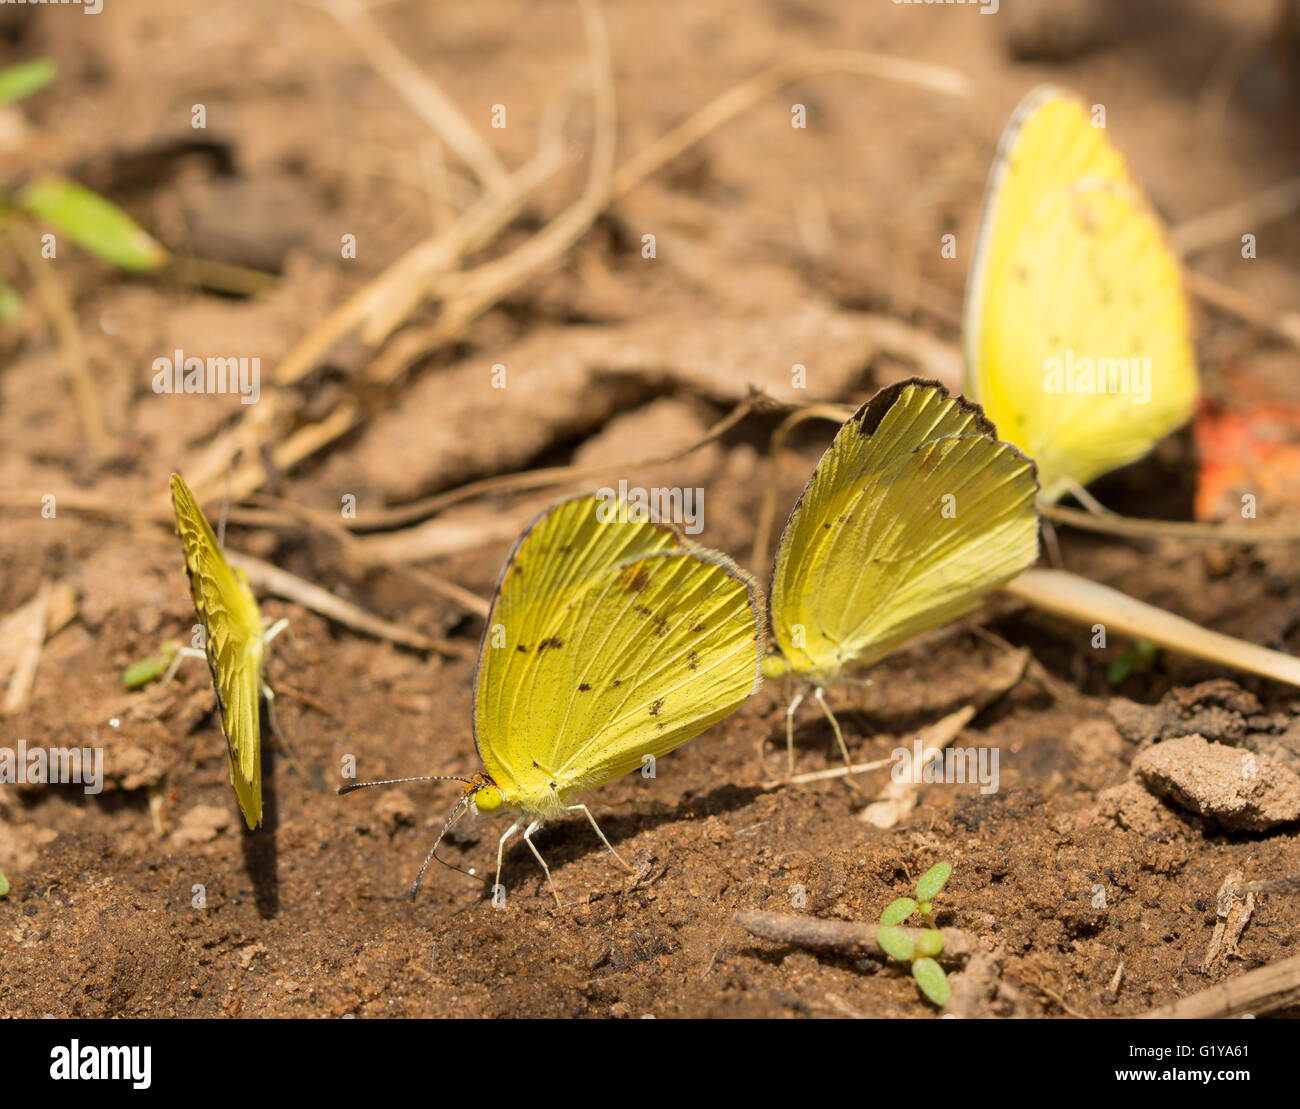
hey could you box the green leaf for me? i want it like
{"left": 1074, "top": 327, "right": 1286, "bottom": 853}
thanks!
{"left": 916, "top": 928, "right": 944, "bottom": 958}
{"left": 122, "top": 642, "right": 178, "bottom": 689}
{"left": 915, "top": 861, "right": 952, "bottom": 903}
{"left": 881, "top": 897, "right": 917, "bottom": 926}
{"left": 123, "top": 657, "right": 165, "bottom": 689}
{"left": 1107, "top": 640, "right": 1159, "bottom": 686}
{"left": 0, "top": 871, "right": 9, "bottom": 898}
{"left": 0, "top": 58, "right": 56, "bottom": 105}
{"left": 1106, "top": 654, "right": 1134, "bottom": 686}
{"left": 876, "top": 924, "right": 915, "bottom": 962}
{"left": 912, "top": 957, "right": 950, "bottom": 1007}
{"left": 18, "top": 177, "right": 169, "bottom": 271}
{"left": 0, "top": 280, "right": 21, "bottom": 323}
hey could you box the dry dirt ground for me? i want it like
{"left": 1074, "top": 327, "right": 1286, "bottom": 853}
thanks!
{"left": 3, "top": 0, "right": 1300, "bottom": 1018}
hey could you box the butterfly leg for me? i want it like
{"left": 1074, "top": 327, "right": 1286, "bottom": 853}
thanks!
{"left": 784, "top": 689, "right": 806, "bottom": 776}
{"left": 813, "top": 687, "right": 853, "bottom": 771}
{"left": 1060, "top": 478, "right": 1114, "bottom": 517}
{"left": 495, "top": 817, "right": 525, "bottom": 895}
{"left": 259, "top": 683, "right": 305, "bottom": 778}
{"left": 261, "top": 617, "right": 290, "bottom": 646}
{"left": 522, "top": 819, "right": 562, "bottom": 907}
{"left": 160, "top": 646, "right": 206, "bottom": 686}
{"left": 566, "top": 804, "right": 634, "bottom": 873}
{"left": 1041, "top": 516, "right": 1063, "bottom": 568}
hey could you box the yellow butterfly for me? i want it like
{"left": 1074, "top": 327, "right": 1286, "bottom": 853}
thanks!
{"left": 342, "top": 491, "right": 763, "bottom": 903}
{"left": 964, "top": 86, "right": 1198, "bottom": 505}
{"left": 170, "top": 473, "right": 284, "bottom": 830}
{"left": 762, "top": 379, "right": 1040, "bottom": 773}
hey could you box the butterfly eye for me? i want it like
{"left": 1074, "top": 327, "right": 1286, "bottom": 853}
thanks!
{"left": 473, "top": 785, "right": 504, "bottom": 813}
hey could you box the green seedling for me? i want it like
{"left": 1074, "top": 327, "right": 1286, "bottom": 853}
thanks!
{"left": 122, "top": 641, "right": 181, "bottom": 690}
{"left": 1107, "top": 640, "right": 1159, "bottom": 686}
{"left": 877, "top": 861, "right": 953, "bottom": 1007}
{"left": 0, "top": 58, "right": 55, "bottom": 105}
{"left": 0, "top": 58, "right": 168, "bottom": 320}
{"left": 17, "top": 177, "right": 169, "bottom": 272}
{"left": 0, "top": 282, "right": 20, "bottom": 323}
{"left": 0, "top": 871, "right": 9, "bottom": 898}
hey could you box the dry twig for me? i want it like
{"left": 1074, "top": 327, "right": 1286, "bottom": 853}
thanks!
{"left": 1141, "top": 953, "right": 1300, "bottom": 1018}
{"left": 1203, "top": 870, "right": 1254, "bottom": 975}
{"left": 733, "top": 908, "right": 979, "bottom": 968}
{"left": 2, "top": 580, "right": 50, "bottom": 715}
{"left": 319, "top": 0, "right": 511, "bottom": 197}
{"left": 1005, "top": 568, "right": 1300, "bottom": 688}
{"left": 230, "top": 550, "right": 467, "bottom": 657}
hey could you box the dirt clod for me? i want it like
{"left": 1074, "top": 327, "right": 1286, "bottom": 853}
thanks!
{"left": 1109, "top": 680, "right": 1263, "bottom": 748}
{"left": 1133, "top": 736, "right": 1300, "bottom": 832}
{"left": 1094, "top": 779, "right": 1186, "bottom": 837}
{"left": 169, "top": 804, "right": 232, "bottom": 847}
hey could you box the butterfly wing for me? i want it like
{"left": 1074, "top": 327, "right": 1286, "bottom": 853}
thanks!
{"left": 964, "top": 87, "right": 1197, "bottom": 501}
{"left": 170, "top": 474, "right": 264, "bottom": 829}
{"left": 769, "top": 380, "right": 1039, "bottom": 683}
{"left": 473, "top": 493, "right": 762, "bottom": 817}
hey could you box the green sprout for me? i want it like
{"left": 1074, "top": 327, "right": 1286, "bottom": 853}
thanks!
{"left": 0, "top": 871, "right": 9, "bottom": 898}
{"left": 122, "top": 641, "right": 181, "bottom": 689}
{"left": 0, "top": 58, "right": 168, "bottom": 320}
{"left": 0, "top": 58, "right": 56, "bottom": 106}
{"left": 876, "top": 861, "right": 953, "bottom": 1007}
{"left": 17, "top": 176, "right": 169, "bottom": 272}
{"left": 1107, "top": 640, "right": 1159, "bottom": 686}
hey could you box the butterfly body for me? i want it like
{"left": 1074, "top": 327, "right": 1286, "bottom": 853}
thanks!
{"left": 472, "top": 496, "right": 761, "bottom": 813}
{"left": 964, "top": 86, "right": 1198, "bottom": 502}
{"left": 764, "top": 379, "right": 1040, "bottom": 772}
{"left": 170, "top": 473, "right": 267, "bottom": 829}
{"left": 366, "top": 491, "right": 764, "bottom": 901}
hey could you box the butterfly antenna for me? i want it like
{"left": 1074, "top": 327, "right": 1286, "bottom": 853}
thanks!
{"left": 337, "top": 773, "right": 473, "bottom": 795}
{"left": 217, "top": 448, "right": 243, "bottom": 548}
{"left": 336, "top": 774, "right": 483, "bottom": 896}
{"left": 408, "top": 793, "right": 480, "bottom": 900}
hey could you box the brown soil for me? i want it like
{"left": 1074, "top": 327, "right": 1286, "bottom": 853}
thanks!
{"left": 3, "top": 0, "right": 1300, "bottom": 1018}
